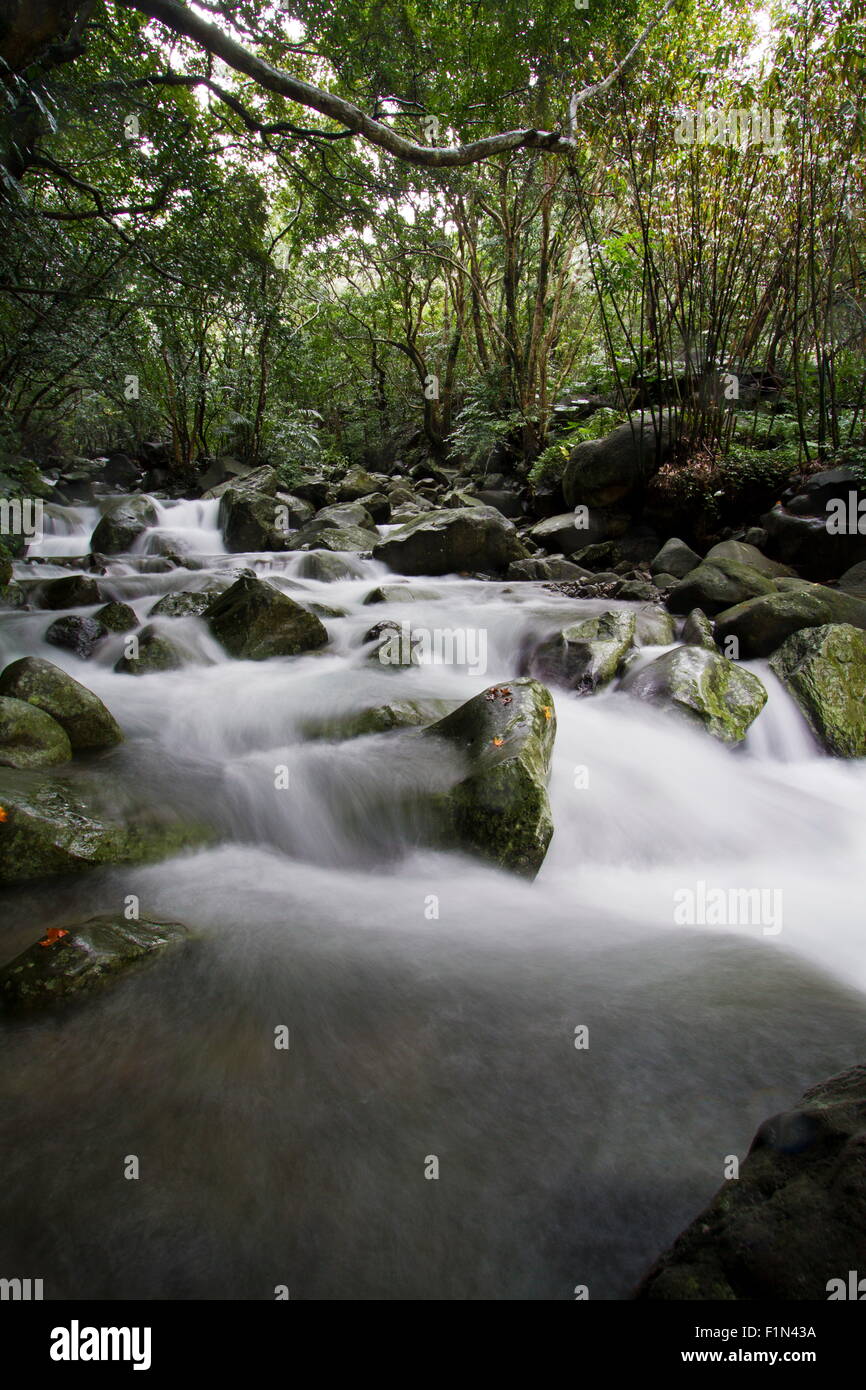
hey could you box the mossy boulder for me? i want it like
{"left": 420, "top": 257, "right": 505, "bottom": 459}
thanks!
{"left": 0, "top": 915, "right": 190, "bottom": 1013}
{"left": 703, "top": 540, "right": 794, "bottom": 578}
{"left": 769, "top": 623, "right": 866, "bottom": 757}
{"left": 425, "top": 678, "right": 556, "bottom": 878}
{"left": 372, "top": 506, "right": 526, "bottom": 576}
{"left": 204, "top": 574, "right": 328, "bottom": 660}
{"left": 667, "top": 559, "right": 778, "bottom": 616}
{"left": 714, "top": 585, "right": 866, "bottom": 658}
{"left": 0, "top": 768, "right": 212, "bottom": 884}
{"left": 637, "top": 1063, "right": 866, "bottom": 1300}
{"left": 114, "top": 625, "right": 187, "bottom": 675}
{"left": 530, "top": 610, "right": 636, "bottom": 694}
{"left": 621, "top": 644, "right": 767, "bottom": 743}
{"left": 0, "top": 657, "right": 122, "bottom": 749}
{"left": 289, "top": 524, "right": 379, "bottom": 553}
{"left": 90, "top": 496, "right": 158, "bottom": 554}
{"left": 94, "top": 601, "right": 139, "bottom": 633}
{"left": 0, "top": 697, "right": 72, "bottom": 768}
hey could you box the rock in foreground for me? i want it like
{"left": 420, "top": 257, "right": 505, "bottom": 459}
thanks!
{"left": 770, "top": 623, "right": 866, "bottom": 757}
{"left": 622, "top": 645, "right": 767, "bottom": 743}
{"left": 0, "top": 915, "right": 190, "bottom": 1013}
{"left": 637, "top": 1063, "right": 866, "bottom": 1300}
{"left": 0, "top": 657, "right": 122, "bottom": 749}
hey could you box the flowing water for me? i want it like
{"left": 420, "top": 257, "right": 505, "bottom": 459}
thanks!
{"left": 1, "top": 496, "right": 865, "bottom": 1300}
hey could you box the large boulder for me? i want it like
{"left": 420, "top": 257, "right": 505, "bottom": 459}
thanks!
{"left": 0, "top": 915, "right": 190, "bottom": 1013}
{"left": 288, "top": 524, "right": 379, "bottom": 553}
{"left": 219, "top": 484, "right": 291, "bottom": 552}
{"left": 563, "top": 417, "right": 671, "bottom": 509}
{"left": 650, "top": 537, "right": 702, "bottom": 580}
{"left": 372, "top": 506, "right": 525, "bottom": 576}
{"left": 528, "top": 509, "right": 630, "bottom": 557}
{"left": 204, "top": 574, "right": 328, "bottom": 660}
{"left": 637, "top": 1063, "right": 866, "bottom": 1300}
{"left": 0, "top": 657, "right": 122, "bottom": 749}
{"left": 769, "top": 623, "right": 866, "bottom": 757}
{"left": 703, "top": 540, "right": 793, "bottom": 578}
{"left": 529, "top": 610, "right": 636, "bottom": 694}
{"left": 337, "top": 467, "right": 380, "bottom": 502}
{"left": 761, "top": 472, "right": 866, "bottom": 578}
{"left": 305, "top": 501, "right": 376, "bottom": 534}
{"left": 425, "top": 678, "right": 556, "bottom": 878}
{"left": 90, "top": 497, "right": 158, "bottom": 555}
{"left": 667, "top": 560, "right": 778, "bottom": 616}
{"left": 714, "top": 584, "right": 866, "bottom": 658}
{"left": 621, "top": 644, "right": 767, "bottom": 743}
{"left": 0, "top": 768, "right": 212, "bottom": 885}
{"left": 0, "top": 697, "right": 72, "bottom": 768}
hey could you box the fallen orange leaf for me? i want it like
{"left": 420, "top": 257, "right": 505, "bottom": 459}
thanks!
{"left": 542, "top": 706, "right": 553, "bottom": 720}
{"left": 0, "top": 807, "right": 6, "bottom": 821}
{"left": 39, "top": 928, "right": 69, "bottom": 948}
{"left": 492, "top": 736, "right": 504, "bottom": 746}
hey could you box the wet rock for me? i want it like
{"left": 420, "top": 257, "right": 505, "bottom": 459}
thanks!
{"left": 0, "top": 657, "right": 122, "bottom": 749}
{"left": 94, "top": 601, "right": 138, "bottom": 633}
{"left": 45, "top": 614, "right": 107, "bottom": 660}
{"left": 650, "top": 537, "right": 702, "bottom": 580}
{"left": 621, "top": 645, "right": 767, "bottom": 743}
{"left": 616, "top": 579, "right": 657, "bottom": 602}
{"left": 373, "top": 506, "right": 525, "bottom": 576}
{"left": 703, "top": 540, "right": 793, "bottom": 578}
{"left": 530, "top": 610, "right": 636, "bottom": 694}
{"left": 714, "top": 585, "right": 866, "bottom": 658}
{"left": 425, "top": 678, "right": 556, "bottom": 878}
{"left": 355, "top": 492, "right": 391, "bottom": 524}
{"left": 302, "top": 698, "right": 458, "bottom": 740}
{"left": 667, "top": 559, "right": 779, "bottom": 616}
{"left": 39, "top": 574, "right": 102, "bottom": 609}
{"left": 114, "top": 626, "right": 187, "bottom": 674}
{"left": 528, "top": 510, "right": 629, "bottom": 557}
{"left": 219, "top": 484, "right": 291, "bottom": 552}
{"left": 506, "top": 558, "right": 592, "bottom": 582}
{"left": 149, "top": 589, "right": 223, "bottom": 619}
{"left": 634, "top": 606, "right": 676, "bottom": 646}
{"left": 204, "top": 574, "right": 328, "bottom": 660}
{"left": 90, "top": 497, "right": 158, "bottom": 554}
{"left": 362, "top": 584, "right": 440, "bottom": 605}
{"left": 0, "top": 768, "right": 212, "bottom": 885}
{"left": 769, "top": 623, "right": 866, "bottom": 757}
{"left": 0, "top": 915, "right": 190, "bottom": 1013}
{"left": 636, "top": 1063, "right": 866, "bottom": 1300}
{"left": 289, "top": 524, "right": 379, "bottom": 553}
{"left": 681, "top": 608, "right": 716, "bottom": 651}
{"left": 0, "top": 697, "right": 72, "bottom": 768}
{"left": 337, "top": 467, "right": 380, "bottom": 502}
{"left": 295, "top": 552, "right": 365, "bottom": 582}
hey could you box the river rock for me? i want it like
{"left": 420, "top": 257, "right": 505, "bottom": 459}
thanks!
{"left": 681, "top": 608, "right": 716, "bottom": 651}
{"left": 204, "top": 574, "right": 328, "bottom": 660}
{"left": 45, "top": 614, "right": 107, "bottom": 660}
{"left": 634, "top": 606, "right": 676, "bottom": 646}
{"left": 90, "top": 497, "right": 158, "bottom": 554}
{"left": 302, "top": 698, "right": 458, "bottom": 740}
{"left": 356, "top": 492, "right": 391, "bottom": 524}
{"left": 0, "top": 915, "right": 190, "bottom": 1013}
{"left": 637, "top": 1062, "right": 866, "bottom": 1300}
{"left": 667, "top": 560, "right": 778, "bottom": 616}
{"left": 94, "top": 601, "right": 139, "bottom": 633}
{"left": 0, "top": 697, "right": 72, "bottom": 768}
{"left": 114, "top": 625, "right": 187, "bottom": 674}
{"left": 621, "top": 644, "right": 767, "bottom": 743}
{"left": 703, "top": 540, "right": 793, "bottom": 578}
{"left": 362, "top": 584, "right": 440, "bottom": 605}
{"left": 506, "top": 558, "right": 592, "bottom": 582}
{"left": 714, "top": 585, "right": 866, "bottom": 658}
{"left": 530, "top": 610, "right": 636, "bottom": 693}
{"left": 219, "top": 485, "right": 291, "bottom": 552}
{"left": 149, "top": 589, "right": 222, "bottom": 619}
{"left": 337, "top": 467, "right": 380, "bottom": 502}
{"left": 307, "top": 501, "right": 376, "bottom": 534}
{"left": 650, "top": 538, "right": 702, "bottom": 579}
{"left": 528, "top": 509, "right": 630, "bottom": 557}
{"left": 372, "top": 506, "right": 525, "bottom": 576}
{"left": 39, "top": 574, "right": 103, "bottom": 609}
{"left": 769, "top": 623, "right": 866, "bottom": 757}
{"left": 838, "top": 561, "right": 866, "bottom": 600}
{"left": 295, "top": 552, "right": 365, "bottom": 582}
{"left": 425, "top": 678, "right": 556, "bottom": 878}
{"left": 563, "top": 418, "right": 671, "bottom": 509}
{"left": 0, "top": 657, "right": 122, "bottom": 749}
{"left": 289, "top": 524, "right": 380, "bottom": 553}
{"left": 0, "top": 768, "right": 212, "bottom": 884}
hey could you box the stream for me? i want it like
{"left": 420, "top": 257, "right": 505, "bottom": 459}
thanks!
{"left": 1, "top": 495, "right": 865, "bottom": 1300}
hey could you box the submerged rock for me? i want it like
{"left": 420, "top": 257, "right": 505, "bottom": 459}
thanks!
{"left": 424, "top": 678, "right": 556, "bottom": 878}
{"left": 204, "top": 574, "right": 328, "bottom": 660}
{"left": 302, "top": 698, "right": 458, "bottom": 740}
{"left": 769, "top": 623, "right": 866, "bottom": 757}
{"left": 114, "top": 625, "right": 187, "bottom": 675}
{"left": 0, "top": 915, "right": 190, "bottom": 1013}
{"left": 530, "top": 610, "right": 636, "bottom": 694}
{"left": 621, "top": 644, "right": 767, "bottom": 743}
{"left": 0, "top": 768, "right": 212, "bottom": 884}
{"left": 372, "top": 506, "right": 525, "bottom": 576}
{"left": 0, "top": 657, "right": 122, "bottom": 750}
{"left": 0, "top": 697, "right": 72, "bottom": 768}
{"left": 637, "top": 1063, "right": 866, "bottom": 1300}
